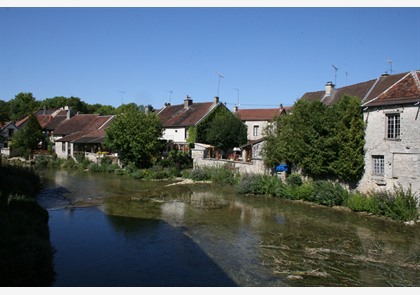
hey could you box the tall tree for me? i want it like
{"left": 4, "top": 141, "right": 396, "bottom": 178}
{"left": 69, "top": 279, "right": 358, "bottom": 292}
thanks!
{"left": 8, "top": 92, "right": 40, "bottom": 121}
{"left": 0, "top": 100, "right": 10, "bottom": 123}
{"left": 10, "top": 114, "right": 44, "bottom": 159}
{"left": 263, "top": 96, "right": 365, "bottom": 182}
{"left": 104, "top": 109, "right": 163, "bottom": 168}
{"left": 206, "top": 111, "right": 247, "bottom": 152}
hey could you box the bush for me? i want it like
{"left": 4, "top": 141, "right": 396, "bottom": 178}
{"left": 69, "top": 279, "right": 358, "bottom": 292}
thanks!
{"left": 236, "top": 174, "right": 264, "bottom": 195}
{"left": 310, "top": 180, "right": 349, "bottom": 207}
{"left": 345, "top": 192, "right": 377, "bottom": 213}
{"left": 189, "top": 168, "right": 213, "bottom": 181}
{"left": 210, "top": 166, "right": 238, "bottom": 185}
{"left": 286, "top": 173, "right": 303, "bottom": 187}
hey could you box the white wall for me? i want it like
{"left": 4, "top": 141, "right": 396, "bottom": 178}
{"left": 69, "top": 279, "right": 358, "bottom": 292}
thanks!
{"left": 243, "top": 120, "right": 271, "bottom": 141}
{"left": 161, "top": 127, "right": 187, "bottom": 143}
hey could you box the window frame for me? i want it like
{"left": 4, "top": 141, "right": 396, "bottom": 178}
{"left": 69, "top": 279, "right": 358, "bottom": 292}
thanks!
{"left": 385, "top": 112, "right": 401, "bottom": 140}
{"left": 253, "top": 125, "right": 260, "bottom": 137}
{"left": 372, "top": 155, "right": 385, "bottom": 177}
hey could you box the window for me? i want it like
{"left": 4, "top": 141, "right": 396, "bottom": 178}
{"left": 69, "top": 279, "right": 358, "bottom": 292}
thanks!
{"left": 386, "top": 113, "right": 400, "bottom": 139}
{"left": 253, "top": 125, "right": 259, "bottom": 137}
{"left": 8, "top": 128, "right": 14, "bottom": 137}
{"left": 372, "top": 155, "right": 384, "bottom": 176}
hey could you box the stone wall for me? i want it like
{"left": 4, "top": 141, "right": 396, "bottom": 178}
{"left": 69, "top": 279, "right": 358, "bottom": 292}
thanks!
{"left": 358, "top": 104, "right": 420, "bottom": 201}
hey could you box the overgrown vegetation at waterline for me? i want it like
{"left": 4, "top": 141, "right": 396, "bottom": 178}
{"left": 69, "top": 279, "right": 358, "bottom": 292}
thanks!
{"left": 187, "top": 166, "right": 418, "bottom": 222}
{"left": 34, "top": 149, "right": 193, "bottom": 180}
{"left": 0, "top": 162, "right": 55, "bottom": 286}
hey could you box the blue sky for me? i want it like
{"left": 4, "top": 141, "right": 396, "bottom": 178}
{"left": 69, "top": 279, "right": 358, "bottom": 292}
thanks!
{"left": 1, "top": 4, "right": 420, "bottom": 110}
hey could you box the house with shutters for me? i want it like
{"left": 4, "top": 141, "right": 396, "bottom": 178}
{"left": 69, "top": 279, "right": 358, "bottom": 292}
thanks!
{"left": 301, "top": 70, "right": 420, "bottom": 198}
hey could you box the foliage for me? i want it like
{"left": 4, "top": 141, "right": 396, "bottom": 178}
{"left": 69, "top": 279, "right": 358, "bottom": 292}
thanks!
{"left": 7, "top": 92, "right": 40, "bottom": 121}
{"left": 263, "top": 96, "right": 365, "bottom": 183}
{"left": 206, "top": 111, "right": 247, "bottom": 152}
{"left": 104, "top": 109, "right": 163, "bottom": 168}
{"left": 189, "top": 167, "right": 213, "bottom": 181}
{"left": 0, "top": 99, "right": 10, "bottom": 123}
{"left": 310, "top": 180, "right": 350, "bottom": 207}
{"left": 157, "top": 150, "right": 193, "bottom": 170}
{"left": 0, "top": 163, "right": 55, "bottom": 286}
{"left": 286, "top": 173, "right": 303, "bottom": 187}
{"left": 236, "top": 174, "right": 283, "bottom": 196}
{"left": 10, "top": 114, "right": 44, "bottom": 159}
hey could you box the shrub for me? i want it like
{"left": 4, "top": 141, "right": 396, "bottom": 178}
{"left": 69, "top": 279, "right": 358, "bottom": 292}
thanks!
{"left": 310, "top": 180, "right": 349, "bottom": 207}
{"left": 345, "top": 192, "right": 376, "bottom": 213}
{"left": 236, "top": 174, "right": 264, "bottom": 195}
{"left": 210, "top": 166, "right": 237, "bottom": 185}
{"left": 390, "top": 185, "right": 419, "bottom": 221}
{"left": 189, "top": 168, "right": 213, "bottom": 181}
{"left": 286, "top": 173, "right": 303, "bottom": 187}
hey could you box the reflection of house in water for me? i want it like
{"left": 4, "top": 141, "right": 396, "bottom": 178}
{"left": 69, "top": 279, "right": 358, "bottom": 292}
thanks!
{"left": 160, "top": 201, "right": 186, "bottom": 227}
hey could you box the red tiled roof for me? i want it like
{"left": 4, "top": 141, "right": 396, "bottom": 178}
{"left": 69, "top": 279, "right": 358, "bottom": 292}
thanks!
{"left": 362, "top": 71, "right": 420, "bottom": 107}
{"left": 236, "top": 108, "right": 286, "bottom": 121}
{"left": 158, "top": 102, "right": 219, "bottom": 127}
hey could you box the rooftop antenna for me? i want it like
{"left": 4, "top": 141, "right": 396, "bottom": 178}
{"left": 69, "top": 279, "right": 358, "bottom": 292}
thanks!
{"left": 167, "top": 90, "right": 173, "bottom": 104}
{"left": 387, "top": 59, "right": 393, "bottom": 74}
{"left": 216, "top": 72, "right": 224, "bottom": 97}
{"left": 332, "top": 65, "right": 339, "bottom": 85}
{"left": 234, "top": 88, "right": 240, "bottom": 106}
{"left": 119, "top": 90, "right": 126, "bottom": 104}
{"left": 345, "top": 71, "right": 348, "bottom": 86}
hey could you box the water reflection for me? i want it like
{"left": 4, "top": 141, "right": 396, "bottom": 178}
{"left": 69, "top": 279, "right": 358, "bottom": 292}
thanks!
{"left": 38, "top": 170, "right": 420, "bottom": 287}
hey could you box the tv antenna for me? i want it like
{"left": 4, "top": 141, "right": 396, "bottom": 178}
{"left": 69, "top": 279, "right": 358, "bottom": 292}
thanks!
{"left": 119, "top": 90, "right": 126, "bottom": 104}
{"left": 345, "top": 71, "right": 348, "bottom": 85}
{"left": 387, "top": 59, "right": 393, "bottom": 74}
{"left": 332, "top": 65, "right": 339, "bottom": 85}
{"left": 216, "top": 72, "right": 224, "bottom": 97}
{"left": 234, "top": 88, "right": 240, "bottom": 106}
{"left": 167, "top": 90, "right": 173, "bottom": 104}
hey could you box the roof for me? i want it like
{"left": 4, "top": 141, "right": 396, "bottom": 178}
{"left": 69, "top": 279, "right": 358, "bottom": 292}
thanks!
{"left": 362, "top": 71, "right": 420, "bottom": 107}
{"left": 301, "top": 70, "right": 420, "bottom": 108}
{"left": 236, "top": 107, "right": 291, "bottom": 121}
{"left": 54, "top": 114, "right": 114, "bottom": 144}
{"left": 157, "top": 101, "right": 220, "bottom": 127}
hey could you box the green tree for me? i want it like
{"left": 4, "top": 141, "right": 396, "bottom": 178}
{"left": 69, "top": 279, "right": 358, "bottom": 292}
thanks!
{"left": 329, "top": 95, "right": 365, "bottom": 182}
{"left": 104, "top": 109, "right": 163, "bottom": 168}
{"left": 0, "top": 99, "right": 10, "bottom": 123}
{"left": 263, "top": 96, "right": 365, "bottom": 182}
{"left": 8, "top": 92, "right": 40, "bottom": 121}
{"left": 206, "top": 111, "right": 247, "bottom": 152}
{"left": 10, "top": 114, "right": 44, "bottom": 159}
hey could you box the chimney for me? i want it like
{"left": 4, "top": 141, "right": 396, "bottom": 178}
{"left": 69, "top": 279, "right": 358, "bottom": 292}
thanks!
{"left": 66, "top": 108, "right": 71, "bottom": 120}
{"left": 145, "top": 106, "right": 149, "bottom": 113}
{"left": 280, "top": 103, "right": 283, "bottom": 109}
{"left": 184, "top": 95, "right": 193, "bottom": 109}
{"left": 233, "top": 105, "right": 238, "bottom": 113}
{"left": 214, "top": 96, "right": 219, "bottom": 104}
{"left": 325, "top": 81, "right": 335, "bottom": 96}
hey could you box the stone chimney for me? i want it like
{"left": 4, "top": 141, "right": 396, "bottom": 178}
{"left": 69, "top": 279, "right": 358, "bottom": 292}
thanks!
{"left": 65, "top": 106, "right": 71, "bottom": 119}
{"left": 145, "top": 106, "right": 149, "bottom": 113}
{"left": 214, "top": 96, "right": 219, "bottom": 104}
{"left": 233, "top": 105, "right": 238, "bottom": 113}
{"left": 325, "top": 81, "right": 335, "bottom": 96}
{"left": 184, "top": 95, "right": 193, "bottom": 109}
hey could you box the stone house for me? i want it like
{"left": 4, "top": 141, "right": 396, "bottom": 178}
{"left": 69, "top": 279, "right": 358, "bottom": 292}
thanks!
{"left": 358, "top": 71, "right": 420, "bottom": 198}
{"left": 233, "top": 105, "right": 291, "bottom": 167}
{"left": 301, "top": 70, "right": 420, "bottom": 198}
{"left": 157, "top": 95, "right": 233, "bottom": 154}
{"left": 234, "top": 105, "right": 291, "bottom": 141}
{"left": 53, "top": 114, "right": 114, "bottom": 161}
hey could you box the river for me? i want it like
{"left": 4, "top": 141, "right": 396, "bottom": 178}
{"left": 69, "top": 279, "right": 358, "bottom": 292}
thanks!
{"left": 36, "top": 169, "right": 420, "bottom": 287}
